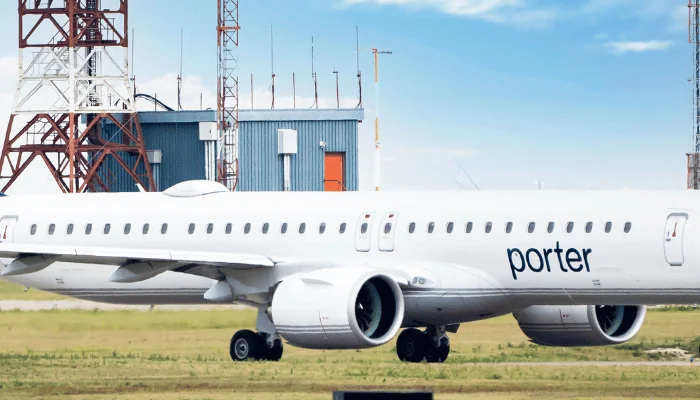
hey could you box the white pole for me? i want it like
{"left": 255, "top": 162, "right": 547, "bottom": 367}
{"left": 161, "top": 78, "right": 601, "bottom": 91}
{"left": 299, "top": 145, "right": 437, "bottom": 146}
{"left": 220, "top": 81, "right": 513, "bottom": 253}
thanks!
{"left": 374, "top": 50, "right": 380, "bottom": 192}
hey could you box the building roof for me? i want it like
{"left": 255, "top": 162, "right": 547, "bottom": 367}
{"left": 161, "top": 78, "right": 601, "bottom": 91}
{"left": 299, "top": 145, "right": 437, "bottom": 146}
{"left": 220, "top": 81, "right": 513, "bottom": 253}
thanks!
{"left": 130, "top": 108, "right": 364, "bottom": 124}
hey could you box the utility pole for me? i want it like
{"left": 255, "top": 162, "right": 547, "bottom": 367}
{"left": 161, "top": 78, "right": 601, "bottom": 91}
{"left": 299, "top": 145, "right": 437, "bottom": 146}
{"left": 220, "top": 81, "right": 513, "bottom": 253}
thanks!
{"left": 372, "top": 48, "right": 391, "bottom": 192}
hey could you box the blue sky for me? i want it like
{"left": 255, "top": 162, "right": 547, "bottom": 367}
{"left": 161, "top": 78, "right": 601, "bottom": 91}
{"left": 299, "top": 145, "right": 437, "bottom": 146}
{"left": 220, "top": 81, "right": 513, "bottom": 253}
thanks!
{"left": 0, "top": 0, "right": 694, "bottom": 192}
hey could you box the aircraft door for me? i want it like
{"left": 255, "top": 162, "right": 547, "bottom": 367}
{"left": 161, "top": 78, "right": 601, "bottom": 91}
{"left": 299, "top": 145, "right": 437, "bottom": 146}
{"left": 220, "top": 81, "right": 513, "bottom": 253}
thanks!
{"left": 378, "top": 212, "right": 399, "bottom": 252}
{"left": 355, "top": 213, "right": 375, "bottom": 252}
{"left": 664, "top": 213, "right": 688, "bottom": 266}
{"left": 0, "top": 216, "right": 18, "bottom": 244}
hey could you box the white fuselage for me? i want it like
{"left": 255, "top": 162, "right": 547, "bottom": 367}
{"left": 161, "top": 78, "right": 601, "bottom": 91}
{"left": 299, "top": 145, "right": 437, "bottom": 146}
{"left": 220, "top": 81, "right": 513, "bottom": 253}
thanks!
{"left": 1, "top": 188, "right": 699, "bottom": 327}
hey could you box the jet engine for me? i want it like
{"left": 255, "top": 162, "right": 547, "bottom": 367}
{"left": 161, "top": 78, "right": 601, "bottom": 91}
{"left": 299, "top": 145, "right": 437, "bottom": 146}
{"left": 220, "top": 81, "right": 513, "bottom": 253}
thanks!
{"left": 513, "top": 305, "right": 646, "bottom": 346}
{"left": 270, "top": 268, "right": 405, "bottom": 349}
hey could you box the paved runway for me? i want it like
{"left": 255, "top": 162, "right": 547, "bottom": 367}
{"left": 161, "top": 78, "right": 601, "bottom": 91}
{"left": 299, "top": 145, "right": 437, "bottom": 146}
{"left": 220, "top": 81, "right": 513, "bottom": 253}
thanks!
{"left": 0, "top": 299, "right": 246, "bottom": 311}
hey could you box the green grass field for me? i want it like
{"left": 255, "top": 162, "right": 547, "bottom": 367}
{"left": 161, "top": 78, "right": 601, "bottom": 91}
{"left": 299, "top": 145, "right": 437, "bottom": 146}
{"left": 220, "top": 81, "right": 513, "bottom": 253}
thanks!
{"left": 0, "top": 303, "right": 699, "bottom": 399}
{"left": 0, "top": 280, "right": 67, "bottom": 301}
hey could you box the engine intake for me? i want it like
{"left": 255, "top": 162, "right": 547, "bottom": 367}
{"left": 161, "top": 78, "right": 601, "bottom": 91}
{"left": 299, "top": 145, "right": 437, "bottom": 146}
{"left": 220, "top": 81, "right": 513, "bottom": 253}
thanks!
{"left": 513, "top": 305, "right": 646, "bottom": 346}
{"left": 270, "top": 268, "right": 405, "bottom": 349}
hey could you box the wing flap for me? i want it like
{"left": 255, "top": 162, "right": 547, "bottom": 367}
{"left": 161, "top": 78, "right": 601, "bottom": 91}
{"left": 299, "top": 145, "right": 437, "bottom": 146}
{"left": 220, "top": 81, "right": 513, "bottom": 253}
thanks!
{"left": 0, "top": 243, "right": 274, "bottom": 270}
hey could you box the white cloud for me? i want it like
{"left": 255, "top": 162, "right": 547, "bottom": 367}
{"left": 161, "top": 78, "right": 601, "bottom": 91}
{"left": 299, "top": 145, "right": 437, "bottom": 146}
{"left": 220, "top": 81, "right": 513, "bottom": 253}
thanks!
{"left": 339, "top": 0, "right": 559, "bottom": 29}
{"left": 603, "top": 40, "right": 672, "bottom": 54}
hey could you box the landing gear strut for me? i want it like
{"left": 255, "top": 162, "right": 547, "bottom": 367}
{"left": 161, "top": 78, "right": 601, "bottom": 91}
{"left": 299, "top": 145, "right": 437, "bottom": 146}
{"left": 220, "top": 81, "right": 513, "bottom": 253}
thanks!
{"left": 229, "top": 330, "right": 283, "bottom": 362}
{"left": 396, "top": 326, "right": 450, "bottom": 363}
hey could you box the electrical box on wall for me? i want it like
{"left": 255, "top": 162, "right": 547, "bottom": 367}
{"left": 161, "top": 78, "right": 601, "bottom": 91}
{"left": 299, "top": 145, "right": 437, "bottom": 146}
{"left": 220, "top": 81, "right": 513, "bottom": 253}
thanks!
{"left": 198, "top": 122, "right": 218, "bottom": 141}
{"left": 278, "top": 129, "right": 298, "bottom": 154}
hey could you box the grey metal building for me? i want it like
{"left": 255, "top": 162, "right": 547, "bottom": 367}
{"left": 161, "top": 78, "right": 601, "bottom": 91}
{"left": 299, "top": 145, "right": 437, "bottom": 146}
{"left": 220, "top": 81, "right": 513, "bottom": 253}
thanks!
{"left": 100, "top": 109, "right": 363, "bottom": 192}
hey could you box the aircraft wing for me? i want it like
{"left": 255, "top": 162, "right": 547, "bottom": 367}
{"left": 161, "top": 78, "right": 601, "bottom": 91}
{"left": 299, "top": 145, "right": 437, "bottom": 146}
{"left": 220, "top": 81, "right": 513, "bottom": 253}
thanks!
{"left": 0, "top": 243, "right": 275, "bottom": 274}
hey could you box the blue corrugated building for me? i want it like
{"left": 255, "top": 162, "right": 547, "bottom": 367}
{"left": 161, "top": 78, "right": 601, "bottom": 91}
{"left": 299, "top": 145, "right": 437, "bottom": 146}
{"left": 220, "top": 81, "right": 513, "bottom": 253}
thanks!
{"left": 100, "top": 108, "right": 363, "bottom": 192}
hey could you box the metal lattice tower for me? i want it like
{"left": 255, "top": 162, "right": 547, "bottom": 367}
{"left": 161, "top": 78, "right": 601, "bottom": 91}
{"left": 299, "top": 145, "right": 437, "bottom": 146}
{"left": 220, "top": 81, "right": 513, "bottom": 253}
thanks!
{"left": 688, "top": 0, "right": 700, "bottom": 189}
{"left": 217, "top": 0, "right": 240, "bottom": 190}
{"left": 0, "top": 0, "right": 154, "bottom": 193}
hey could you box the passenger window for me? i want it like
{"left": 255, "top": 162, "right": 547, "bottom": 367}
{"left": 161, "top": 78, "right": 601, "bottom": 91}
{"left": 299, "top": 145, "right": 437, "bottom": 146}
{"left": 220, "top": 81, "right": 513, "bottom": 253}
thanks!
{"left": 30, "top": 224, "right": 37, "bottom": 235}
{"left": 624, "top": 222, "right": 632, "bottom": 233}
{"left": 384, "top": 223, "right": 392, "bottom": 234}
{"left": 188, "top": 223, "right": 195, "bottom": 234}
{"left": 361, "top": 223, "right": 368, "bottom": 234}
{"left": 547, "top": 222, "right": 554, "bottom": 233}
{"left": 104, "top": 224, "right": 111, "bottom": 234}
{"left": 605, "top": 222, "right": 612, "bottom": 233}
{"left": 319, "top": 223, "right": 326, "bottom": 234}
{"left": 48, "top": 224, "right": 55, "bottom": 235}
{"left": 124, "top": 223, "right": 131, "bottom": 235}
{"left": 85, "top": 223, "right": 92, "bottom": 235}
{"left": 281, "top": 223, "right": 288, "bottom": 234}
{"left": 299, "top": 223, "right": 306, "bottom": 234}
{"left": 244, "top": 223, "right": 251, "bottom": 234}
{"left": 207, "top": 224, "right": 214, "bottom": 234}
{"left": 505, "top": 222, "right": 513, "bottom": 233}
{"left": 408, "top": 222, "right": 416, "bottom": 234}
{"left": 446, "top": 222, "right": 454, "bottom": 233}
{"left": 161, "top": 223, "right": 168, "bottom": 234}
{"left": 585, "top": 222, "right": 593, "bottom": 233}
{"left": 262, "top": 223, "right": 270, "bottom": 234}
{"left": 66, "top": 224, "right": 74, "bottom": 235}
{"left": 339, "top": 223, "right": 347, "bottom": 234}
{"left": 427, "top": 222, "right": 435, "bottom": 234}
{"left": 225, "top": 223, "right": 232, "bottom": 234}
{"left": 528, "top": 222, "right": 535, "bottom": 234}
{"left": 466, "top": 222, "right": 473, "bottom": 233}
{"left": 485, "top": 222, "right": 492, "bottom": 233}
{"left": 566, "top": 222, "right": 574, "bottom": 233}
{"left": 142, "top": 223, "right": 150, "bottom": 234}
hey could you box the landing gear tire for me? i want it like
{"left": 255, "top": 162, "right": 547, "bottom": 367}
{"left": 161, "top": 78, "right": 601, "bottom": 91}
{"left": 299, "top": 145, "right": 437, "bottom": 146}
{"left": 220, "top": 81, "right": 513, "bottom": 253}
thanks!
{"left": 229, "top": 330, "right": 284, "bottom": 362}
{"left": 264, "top": 337, "right": 284, "bottom": 361}
{"left": 396, "top": 328, "right": 429, "bottom": 363}
{"left": 230, "top": 329, "right": 264, "bottom": 361}
{"left": 426, "top": 336, "right": 450, "bottom": 363}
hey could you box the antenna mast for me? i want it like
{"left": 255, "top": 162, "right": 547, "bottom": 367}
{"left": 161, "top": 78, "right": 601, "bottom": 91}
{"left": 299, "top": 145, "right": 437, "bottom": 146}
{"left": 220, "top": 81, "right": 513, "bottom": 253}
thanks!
{"left": 356, "top": 26, "right": 362, "bottom": 108}
{"left": 178, "top": 27, "right": 183, "bottom": 111}
{"left": 271, "top": 26, "right": 276, "bottom": 109}
{"left": 311, "top": 37, "right": 318, "bottom": 109}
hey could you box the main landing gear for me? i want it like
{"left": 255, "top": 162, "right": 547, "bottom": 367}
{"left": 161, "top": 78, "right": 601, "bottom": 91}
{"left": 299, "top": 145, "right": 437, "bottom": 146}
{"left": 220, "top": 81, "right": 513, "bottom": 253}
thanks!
{"left": 229, "top": 330, "right": 283, "bottom": 362}
{"left": 396, "top": 326, "right": 450, "bottom": 363}
{"left": 229, "top": 307, "right": 284, "bottom": 362}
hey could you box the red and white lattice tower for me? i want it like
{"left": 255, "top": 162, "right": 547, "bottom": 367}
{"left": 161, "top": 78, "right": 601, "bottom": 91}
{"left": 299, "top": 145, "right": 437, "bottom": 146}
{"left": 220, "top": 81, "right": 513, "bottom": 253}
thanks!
{"left": 217, "top": 0, "right": 239, "bottom": 190}
{"left": 0, "top": 0, "right": 155, "bottom": 193}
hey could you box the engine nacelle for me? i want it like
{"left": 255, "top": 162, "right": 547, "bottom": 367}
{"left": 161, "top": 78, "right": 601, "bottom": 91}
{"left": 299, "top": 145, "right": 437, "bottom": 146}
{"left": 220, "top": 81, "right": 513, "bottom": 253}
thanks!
{"left": 270, "top": 268, "right": 405, "bottom": 349}
{"left": 513, "top": 305, "right": 646, "bottom": 346}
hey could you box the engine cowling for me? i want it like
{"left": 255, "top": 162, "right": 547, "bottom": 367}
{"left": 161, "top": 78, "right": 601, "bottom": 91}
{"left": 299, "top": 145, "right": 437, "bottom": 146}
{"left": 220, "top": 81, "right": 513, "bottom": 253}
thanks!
{"left": 513, "top": 305, "right": 646, "bottom": 346}
{"left": 270, "top": 268, "right": 405, "bottom": 349}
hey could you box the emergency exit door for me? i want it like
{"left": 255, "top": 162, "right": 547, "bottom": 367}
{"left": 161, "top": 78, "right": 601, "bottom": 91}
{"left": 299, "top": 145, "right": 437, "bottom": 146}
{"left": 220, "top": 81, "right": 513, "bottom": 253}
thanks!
{"left": 664, "top": 213, "right": 688, "bottom": 266}
{"left": 355, "top": 213, "right": 375, "bottom": 252}
{"left": 378, "top": 212, "right": 399, "bottom": 252}
{"left": 0, "top": 216, "right": 18, "bottom": 244}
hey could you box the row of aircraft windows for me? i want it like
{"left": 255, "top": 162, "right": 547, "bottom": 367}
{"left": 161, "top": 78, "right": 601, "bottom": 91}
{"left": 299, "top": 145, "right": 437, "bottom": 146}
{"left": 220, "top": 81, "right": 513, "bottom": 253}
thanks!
{"left": 409, "top": 221, "right": 632, "bottom": 234}
{"left": 28, "top": 220, "right": 633, "bottom": 237}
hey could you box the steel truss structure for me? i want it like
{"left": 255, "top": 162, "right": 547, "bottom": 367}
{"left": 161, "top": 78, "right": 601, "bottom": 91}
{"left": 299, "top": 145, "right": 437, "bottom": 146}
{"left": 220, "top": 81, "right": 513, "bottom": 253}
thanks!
{"left": 217, "top": 0, "right": 239, "bottom": 190}
{"left": 0, "top": 0, "right": 155, "bottom": 193}
{"left": 689, "top": 0, "right": 700, "bottom": 189}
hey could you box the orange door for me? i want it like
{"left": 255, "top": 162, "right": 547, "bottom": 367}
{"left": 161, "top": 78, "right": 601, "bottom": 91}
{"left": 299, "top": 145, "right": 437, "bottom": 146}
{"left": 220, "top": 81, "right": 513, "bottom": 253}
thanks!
{"left": 324, "top": 152, "right": 345, "bottom": 191}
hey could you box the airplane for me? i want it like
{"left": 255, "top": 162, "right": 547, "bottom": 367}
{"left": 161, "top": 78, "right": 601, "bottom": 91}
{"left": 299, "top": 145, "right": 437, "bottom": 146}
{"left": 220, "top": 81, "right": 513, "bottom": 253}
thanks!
{"left": 1, "top": 179, "right": 699, "bottom": 364}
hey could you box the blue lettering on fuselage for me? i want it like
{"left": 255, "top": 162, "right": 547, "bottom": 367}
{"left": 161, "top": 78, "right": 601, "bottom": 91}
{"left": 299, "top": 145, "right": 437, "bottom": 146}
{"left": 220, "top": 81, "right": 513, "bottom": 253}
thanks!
{"left": 508, "top": 241, "right": 591, "bottom": 280}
